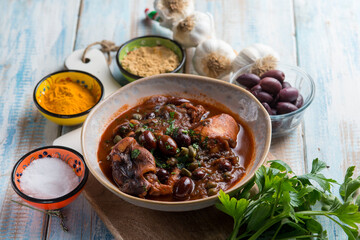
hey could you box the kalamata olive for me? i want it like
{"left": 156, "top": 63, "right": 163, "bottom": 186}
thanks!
{"left": 173, "top": 128, "right": 191, "bottom": 147}
{"left": 260, "top": 77, "right": 282, "bottom": 95}
{"left": 253, "top": 91, "right": 273, "bottom": 103}
{"left": 271, "top": 108, "right": 277, "bottom": 115}
{"left": 278, "top": 87, "right": 299, "bottom": 102}
{"left": 260, "top": 70, "right": 285, "bottom": 83}
{"left": 294, "top": 94, "right": 304, "bottom": 108}
{"left": 282, "top": 81, "right": 292, "bottom": 88}
{"left": 218, "top": 159, "right": 232, "bottom": 172}
{"left": 269, "top": 94, "right": 279, "bottom": 108}
{"left": 251, "top": 84, "right": 262, "bottom": 92}
{"left": 167, "top": 98, "right": 190, "bottom": 105}
{"left": 139, "top": 130, "right": 157, "bottom": 150}
{"left": 262, "top": 102, "right": 274, "bottom": 115}
{"left": 173, "top": 177, "right": 195, "bottom": 200}
{"left": 145, "top": 112, "right": 156, "bottom": 119}
{"left": 159, "top": 135, "right": 178, "bottom": 155}
{"left": 156, "top": 168, "right": 169, "bottom": 183}
{"left": 192, "top": 168, "right": 206, "bottom": 180}
{"left": 276, "top": 102, "right": 298, "bottom": 114}
{"left": 236, "top": 73, "right": 261, "bottom": 88}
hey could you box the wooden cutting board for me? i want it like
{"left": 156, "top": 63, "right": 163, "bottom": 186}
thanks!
{"left": 82, "top": 153, "right": 275, "bottom": 240}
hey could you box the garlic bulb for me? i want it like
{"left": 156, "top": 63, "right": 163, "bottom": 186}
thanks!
{"left": 154, "top": 0, "right": 195, "bottom": 29}
{"left": 193, "top": 39, "right": 236, "bottom": 79}
{"left": 172, "top": 11, "right": 215, "bottom": 48}
{"left": 232, "top": 44, "right": 280, "bottom": 76}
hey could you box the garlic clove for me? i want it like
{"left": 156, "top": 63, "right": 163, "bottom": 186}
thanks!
{"left": 193, "top": 39, "right": 236, "bottom": 79}
{"left": 172, "top": 11, "right": 215, "bottom": 48}
{"left": 154, "top": 0, "right": 195, "bottom": 29}
{"left": 232, "top": 43, "right": 280, "bottom": 73}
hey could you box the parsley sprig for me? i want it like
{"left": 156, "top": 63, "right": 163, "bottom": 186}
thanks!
{"left": 217, "top": 159, "right": 360, "bottom": 240}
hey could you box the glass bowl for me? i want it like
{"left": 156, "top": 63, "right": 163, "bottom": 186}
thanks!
{"left": 230, "top": 63, "right": 315, "bottom": 138}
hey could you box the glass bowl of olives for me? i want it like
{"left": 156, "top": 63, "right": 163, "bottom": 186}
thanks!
{"left": 230, "top": 63, "right": 315, "bottom": 138}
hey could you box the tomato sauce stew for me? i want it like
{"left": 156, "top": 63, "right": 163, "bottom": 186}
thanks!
{"left": 98, "top": 95, "right": 255, "bottom": 201}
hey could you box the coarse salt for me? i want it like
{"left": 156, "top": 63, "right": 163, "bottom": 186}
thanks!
{"left": 20, "top": 157, "right": 79, "bottom": 199}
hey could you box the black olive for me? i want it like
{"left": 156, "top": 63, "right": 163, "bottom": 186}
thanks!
{"left": 173, "top": 177, "right": 194, "bottom": 200}
{"left": 192, "top": 168, "right": 206, "bottom": 180}
{"left": 173, "top": 128, "right": 191, "bottom": 147}
{"left": 159, "top": 135, "right": 178, "bottom": 156}
{"left": 139, "top": 130, "right": 157, "bottom": 150}
{"left": 156, "top": 168, "right": 169, "bottom": 183}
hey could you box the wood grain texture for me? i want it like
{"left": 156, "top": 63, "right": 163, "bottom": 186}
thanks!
{"left": 294, "top": 0, "right": 360, "bottom": 238}
{"left": 0, "top": 0, "right": 80, "bottom": 239}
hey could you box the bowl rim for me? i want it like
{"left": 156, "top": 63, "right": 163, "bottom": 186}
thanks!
{"left": 230, "top": 62, "right": 316, "bottom": 119}
{"left": 115, "top": 35, "right": 186, "bottom": 80}
{"left": 81, "top": 73, "right": 272, "bottom": 206}
{"left": 33, "top": 69, "right": 105, "bottom": 118}
{"left": 11, "top": 145, "right": 89, "bottom": 204}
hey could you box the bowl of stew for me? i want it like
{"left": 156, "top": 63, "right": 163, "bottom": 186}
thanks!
{"left": 82, "top": 73, "right": 271, "bottom": 211}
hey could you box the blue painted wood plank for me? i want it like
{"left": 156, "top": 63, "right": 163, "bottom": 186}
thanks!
{"left": 294, "top": 0, "right": 360, "bottom": 238}
{"left": 0, "top": 0, "right": 80, "bottom": 238}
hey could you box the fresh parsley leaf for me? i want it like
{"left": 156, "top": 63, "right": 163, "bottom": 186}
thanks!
{"left": 217, "top": 159, "right": 360, "bottom": 240}
{"left": 131, "top": 149, "right": 140, "bottom": 159}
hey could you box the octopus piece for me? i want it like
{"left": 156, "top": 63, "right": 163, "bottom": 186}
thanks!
{"left": 194, "top": 114, "right": 239, "bottom": 151}
{"left": 110, "top": 137, "right": 180, "bottom": 197}
{"left": 181, "top": 102, "right": 209, "bottom": 122}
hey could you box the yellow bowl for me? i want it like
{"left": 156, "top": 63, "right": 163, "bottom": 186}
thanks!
{"left": 33, "top": 70, "right": 104, "bottom": 126}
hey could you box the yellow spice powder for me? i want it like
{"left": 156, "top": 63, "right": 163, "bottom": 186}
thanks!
{"left": 121, "top": 46, "right": 180, "bottom": 77}
{"left": 40, "top": 81, "right": 96, "bottom": 115}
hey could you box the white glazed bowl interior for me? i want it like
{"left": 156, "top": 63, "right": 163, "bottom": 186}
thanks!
{"left": 82, "top": 73, "right": 271, "bottom": 211}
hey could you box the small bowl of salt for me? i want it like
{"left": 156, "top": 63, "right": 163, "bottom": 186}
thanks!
{"left": 11, "top": 146, "right": 88, "bottom": 210}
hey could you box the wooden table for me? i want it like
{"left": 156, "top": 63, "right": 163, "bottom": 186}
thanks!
{"left": 1, "top": 0, "right": 359, "bottom": 239}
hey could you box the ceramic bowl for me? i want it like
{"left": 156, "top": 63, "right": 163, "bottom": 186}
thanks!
{"left": 11, "top": 146, "right": 89, "bottom": 210}
{"left": 230, "top": 63, "right": 315, "bottom": 138}
{"left": 116, "top": 35, "right": 186, "bottom": 82}
{"left": 33, "top": 70, "right": 104, "bottom": 126}
{"left": 81, "top": 73, "right": 271, "bottom": 212}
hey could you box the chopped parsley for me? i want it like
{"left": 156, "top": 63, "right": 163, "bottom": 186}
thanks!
{"left": 182, "top": 129, "right": 189, "bottom": 134}
{"left": 129, "top": 122, "right": 134, "bottom": 128}
{"left": 192, "top": 143, "right": 199, "bottom": 150}
{"left": 169, "top": 111, "right": 175, "bottom": 119}
{"left": 165, "top": 121, "right": 175, "bottom": 135}
{"left": 131, "top": 149, "right": 140, "bottom": 159}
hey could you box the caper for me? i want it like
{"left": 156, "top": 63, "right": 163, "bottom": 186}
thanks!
{"left": 188, "top": 145, "right": 197, "bottom": 158}
{"left": 180, "top": 168, "right": 192, "bottom": 177}
{"left": 132, "top": 113, "right": 142, "bottom": 120}
{"left": 113, "top": 135, "right": 122, "bottom": 144}
{"left": 208, "top": 188, "right": 218, "bottom": 196}
{"left": 223, "top": 172, "right": 232, "bottom": 181}
{"left": 206, "top": 181, "right": 217, "bottom": 189}
{"left": 166, "top": 157, "right": 178, "bottom": 167}
{"left": 177, "top": 147, "right": 189, "bottom": 157}
{"left": 188, "top": 162, "right": 199, "bottom": 171}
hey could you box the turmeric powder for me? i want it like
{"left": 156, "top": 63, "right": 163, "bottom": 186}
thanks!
{"left": 40, "top": 81, "right": 96, "bottom": 115}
